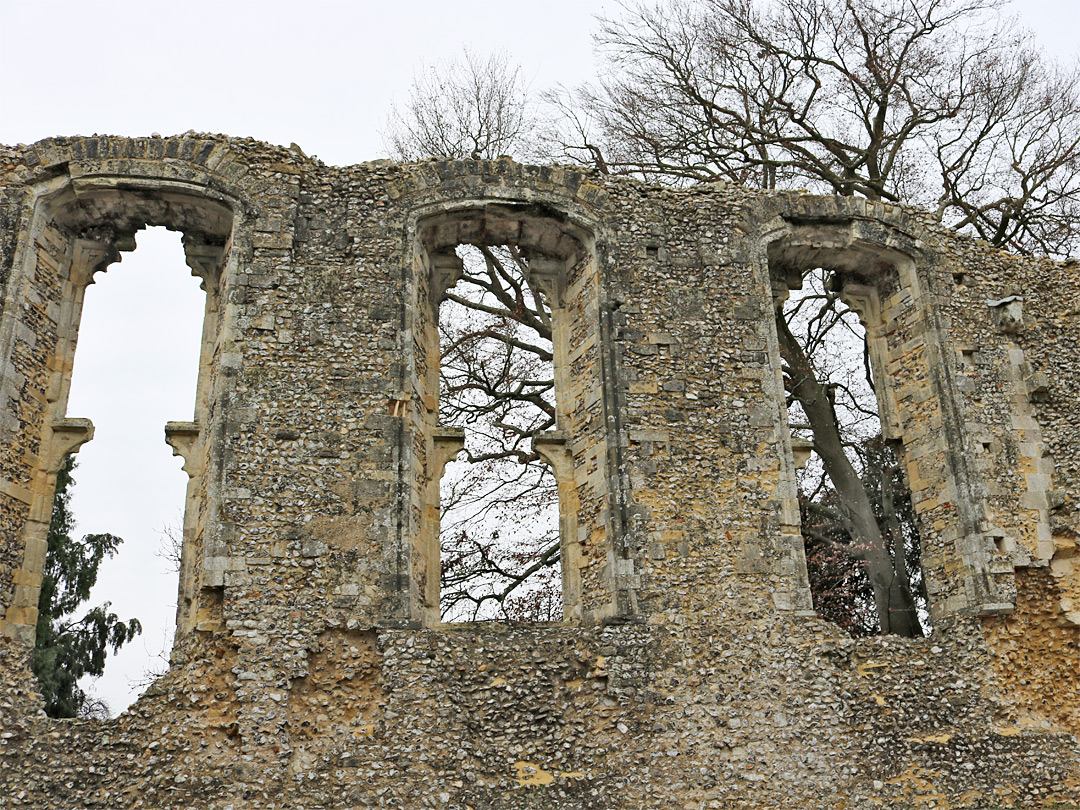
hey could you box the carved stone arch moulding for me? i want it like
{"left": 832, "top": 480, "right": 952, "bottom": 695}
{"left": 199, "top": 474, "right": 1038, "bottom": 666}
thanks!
{"left": 384, "top": 156, "right": 612, "bottom": 215}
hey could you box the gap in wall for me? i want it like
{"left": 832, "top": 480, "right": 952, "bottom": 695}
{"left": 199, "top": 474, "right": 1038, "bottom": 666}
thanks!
{"left": 63, "top": 226, "right": 204, "bottom": 715}
{"left": 784, "top": 268, "right": 931, "bottom": 637}
{"left": 438, "top": 243, "right": 562, "bottom": 622}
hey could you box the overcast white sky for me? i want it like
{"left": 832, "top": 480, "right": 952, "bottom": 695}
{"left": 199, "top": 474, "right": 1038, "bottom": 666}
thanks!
{"left": 1, "top": 0, "right": 1075, "bottom": 713}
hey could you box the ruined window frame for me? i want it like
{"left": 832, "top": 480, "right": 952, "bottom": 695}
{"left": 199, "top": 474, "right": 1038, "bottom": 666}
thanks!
{"left": 766, "top": 226, "right": 937, "bottom": 631}
{"left": 399, "top": 203, "right": 610, "bottom": 628}
{"left": 0, "top": 177, "right": 239, "bottom": 663}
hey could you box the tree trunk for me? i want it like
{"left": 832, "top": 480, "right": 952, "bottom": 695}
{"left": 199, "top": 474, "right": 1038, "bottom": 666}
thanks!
{"left": 881, "top": 468, "right": 923, "bottom": 637}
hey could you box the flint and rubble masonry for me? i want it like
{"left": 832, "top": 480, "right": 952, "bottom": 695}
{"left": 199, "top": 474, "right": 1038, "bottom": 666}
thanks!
{"left": 0, "top": 134, "right": 1076, "bottom": 809}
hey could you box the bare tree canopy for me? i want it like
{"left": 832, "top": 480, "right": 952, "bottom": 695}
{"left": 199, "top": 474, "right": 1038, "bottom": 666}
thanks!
{"left": 563, "top": 0, "right": 1080, "bottom": 255}
{"left": 383, "top": 49, "right": 538, "bottom": 162}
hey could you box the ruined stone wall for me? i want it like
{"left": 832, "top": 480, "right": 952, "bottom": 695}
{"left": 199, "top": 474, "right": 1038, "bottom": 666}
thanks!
{"left": 0, "top": 135, "right": 1076, "bottom": 809}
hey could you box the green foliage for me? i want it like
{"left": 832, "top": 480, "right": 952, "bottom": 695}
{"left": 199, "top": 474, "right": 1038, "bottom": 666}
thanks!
{"left": 31, "top": 456, "right": 141, "bottom": 718}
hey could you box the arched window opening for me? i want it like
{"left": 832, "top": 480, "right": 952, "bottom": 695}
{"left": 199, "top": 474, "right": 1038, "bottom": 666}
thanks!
{"left": 774, "top": 257, "right": 931, "bottom": 637}
{"left": 437, "top": 244, "right": 563, "bottom": 622}
{"left": 411, "top": 207, "right": 594, "bottom": 627}
{"left": 51, "top": 226, "right": 205, "bottom": 715}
